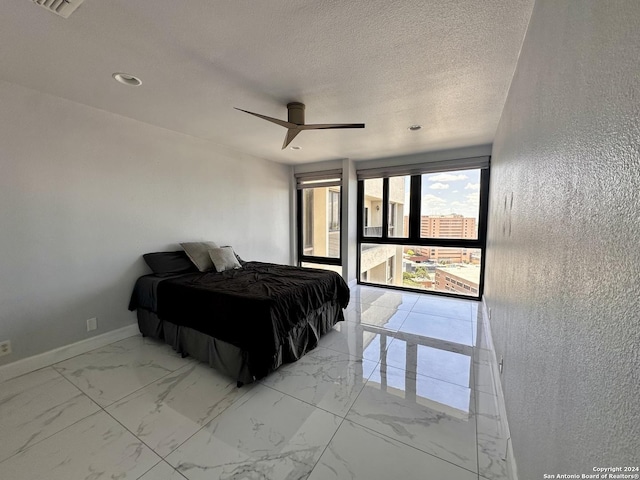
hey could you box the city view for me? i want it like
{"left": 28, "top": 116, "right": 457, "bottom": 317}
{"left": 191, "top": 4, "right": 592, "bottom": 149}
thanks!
{"left": 300, "top": 169, "right": 483, "bottom": 297}
{"left": 361, "top": 169, "right": 481, "bottom": 296}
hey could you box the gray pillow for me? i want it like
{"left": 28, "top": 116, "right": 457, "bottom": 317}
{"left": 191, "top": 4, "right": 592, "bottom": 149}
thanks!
{"left": 180, "top": 241, "right": 219, "bottom": 272}
{"left": 208, "top": 247, "right": 242, "bottom": 272}
{"left": 221, "top": 245, "right": 247, "bottom": 266}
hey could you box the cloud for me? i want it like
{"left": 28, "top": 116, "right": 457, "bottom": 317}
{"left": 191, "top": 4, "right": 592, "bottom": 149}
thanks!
{"left": 440, "top": 195, "right": 479, "bottom": 219}
{"left": 464, "top": 183, "right": 480, "bottom": 190}
{"left": 421, "top": 194, "right": 448, "bottom": 214}
{"left": 429, "top": 182, "right": 449, "bottom": 190}
{"left": 426, "top": 173, "right": 468, "bottom": 182}
{"left": 421, "top": 191, "right": 480, "bottom": 219}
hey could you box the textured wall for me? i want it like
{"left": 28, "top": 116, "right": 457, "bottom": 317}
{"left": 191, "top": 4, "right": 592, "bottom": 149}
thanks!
{"left": 485, "top": 1, "right": 640, "bottom": 477}
{"left": 0, "top": 81, "right": 290, "bottom": 365}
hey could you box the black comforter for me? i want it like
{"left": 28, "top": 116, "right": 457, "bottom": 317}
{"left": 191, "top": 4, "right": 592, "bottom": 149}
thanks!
{"left": 130, "top": 262, "right": 349, "bottom": 377}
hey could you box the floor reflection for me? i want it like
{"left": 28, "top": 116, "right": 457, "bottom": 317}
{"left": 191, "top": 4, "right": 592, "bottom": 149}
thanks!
{"left": 337, "top": 296, "right": 474, "bottom": 416}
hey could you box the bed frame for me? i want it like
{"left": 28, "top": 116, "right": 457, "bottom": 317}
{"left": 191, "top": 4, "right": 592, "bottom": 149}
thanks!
{"left": 136, "top": 299, "right": 343, "bottom": 386}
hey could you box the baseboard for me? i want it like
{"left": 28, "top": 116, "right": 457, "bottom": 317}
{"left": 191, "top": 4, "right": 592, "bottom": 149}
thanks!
{"left": 481, "top": 295, "right": 518, "bottom": 480}
{"left": 0, "top": 323, "right": 139, "bottom": 383}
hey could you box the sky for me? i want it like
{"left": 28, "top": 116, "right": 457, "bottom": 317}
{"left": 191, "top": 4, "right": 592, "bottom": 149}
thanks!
{"left": 416, "top": 169, "right": 481, "bottom": 220}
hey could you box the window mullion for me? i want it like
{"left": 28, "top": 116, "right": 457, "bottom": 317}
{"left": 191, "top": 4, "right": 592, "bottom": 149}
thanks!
{"left": 409, "top": 175, "right": 421, "bottom": 241}
{"left": 382, "top": 178, "right": 389, "bottom": 240}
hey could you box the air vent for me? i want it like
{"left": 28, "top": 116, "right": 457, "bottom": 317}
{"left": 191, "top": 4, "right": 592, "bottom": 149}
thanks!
{"left": 32, "top": 0, "right": 84, "bottom": 19}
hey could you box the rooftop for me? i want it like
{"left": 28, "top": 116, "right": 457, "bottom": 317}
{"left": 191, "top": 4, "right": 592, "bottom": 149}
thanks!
{"left": 436, "top": 264, "right": 481, "bottom": 284}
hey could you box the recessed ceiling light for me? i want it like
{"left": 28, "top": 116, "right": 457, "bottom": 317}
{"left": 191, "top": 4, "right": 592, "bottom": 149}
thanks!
{"left": 290, "top": 145, "right": 302, "bottom": 150}
{"left": 112, "top": 73, "right": 142, "bottom": 87}
{"left": 408, "top": 124, "right": 422, "bottom": 131}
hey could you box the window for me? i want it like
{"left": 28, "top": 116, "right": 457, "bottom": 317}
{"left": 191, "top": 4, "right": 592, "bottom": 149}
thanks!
{"left": 363, "top": 179, "right": 383, "bottom": 237}
{"left": 420, "top": 170, "right": 480, "bottom": 243}
{"left": 299, "top": 186, "right": 341, "bottom": 259}
{"left": 360, "top": 244, "right": 482, "bottom": 296}
{"left": 329, "top": 190, "right": 340, "bottom": 232}
{"left": 296, "top": 170, "right": 342, "bottom": 272}
{"left": 303, "top": 189, "right": 314, "bottom": 253}
{"left": 357, "top": 161, "right": 489, "bottom": 299}
{"left": 388, "top": 176, "right": 410, "bottom": 238}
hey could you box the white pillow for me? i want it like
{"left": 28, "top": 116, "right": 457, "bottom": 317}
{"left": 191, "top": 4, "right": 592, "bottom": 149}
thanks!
{"left": 181, "top": 241, "right": 219, "bottom": 272}
{"left": 209, "top": 247, "right": 242, "bottom": 272}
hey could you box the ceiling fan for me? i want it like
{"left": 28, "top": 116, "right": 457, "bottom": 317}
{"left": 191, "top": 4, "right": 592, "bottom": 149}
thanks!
{"left": 235, "top": 102, "right": 365, "bottom": 149}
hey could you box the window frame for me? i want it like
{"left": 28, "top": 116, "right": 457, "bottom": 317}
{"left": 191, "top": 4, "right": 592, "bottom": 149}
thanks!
{"left": 297, "top": 184, "right": 343, "bottom": 268}
{"left": 356, "top": 167, "right": 490, "bottom": 299}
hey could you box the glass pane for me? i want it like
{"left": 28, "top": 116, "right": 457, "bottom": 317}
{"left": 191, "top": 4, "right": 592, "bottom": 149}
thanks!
{"left": 301, "top": 186, "right": 340, "bottom": 258}
{"left": 420, "top": 169, "right": 480, "bottom": 240}
{"left": 360, "top": 244, "right": 481, "bottom": 297}
{"left": 388, "top": 175, "right": 410, "bottom": 238}
{"left": 363, "top": 178, "right": 383, "bottom": 237}
{"left": 301, "top": 262, "right": 342, "bottom": 275}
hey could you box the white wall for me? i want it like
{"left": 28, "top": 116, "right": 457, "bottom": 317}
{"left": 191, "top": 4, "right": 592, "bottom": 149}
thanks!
{"left": 342, "top": 158, "right": 358, "bottom": 284}
{"left": 485, "top": 1, "right": 640, "bottom": 476}
{"left": 0, "top": 80, "right": 291, "bottom": 366}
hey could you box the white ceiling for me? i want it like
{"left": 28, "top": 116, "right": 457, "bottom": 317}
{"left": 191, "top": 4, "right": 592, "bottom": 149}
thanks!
{"left": 0, "top": 0, "right": 533, "bottom": 165}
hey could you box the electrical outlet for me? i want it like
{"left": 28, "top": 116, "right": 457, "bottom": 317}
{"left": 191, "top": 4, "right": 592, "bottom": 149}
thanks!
{"left": 0, "top": 340, "right": 11, "bottom": 357}
{"left": 86, "top": 317, "right": 97, "bottom": 332}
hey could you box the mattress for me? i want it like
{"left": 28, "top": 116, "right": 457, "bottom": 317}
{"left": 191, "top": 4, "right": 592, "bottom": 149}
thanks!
{"left": 130, "top": 262, "right": 350, "bottom": 380}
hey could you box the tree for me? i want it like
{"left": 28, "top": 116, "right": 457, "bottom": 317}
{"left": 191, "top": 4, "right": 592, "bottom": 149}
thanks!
{"left": 402, "top": 271, "right": 420, "bottom": 287}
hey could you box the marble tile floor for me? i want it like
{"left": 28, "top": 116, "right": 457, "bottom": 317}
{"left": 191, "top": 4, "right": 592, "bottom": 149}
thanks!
{"left": 0, "top": 285, "right": 509, "bottom": 480}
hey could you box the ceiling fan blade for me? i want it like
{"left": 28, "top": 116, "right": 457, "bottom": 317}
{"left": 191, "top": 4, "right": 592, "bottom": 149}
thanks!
{"left": 300, "top": 123, "right": 365, "bottom": 130}
{"left": 235, "top": 108, "right": 295, "bottom": 129}
{"left": 282, "top": 128, "right": 302, "bottom": 149}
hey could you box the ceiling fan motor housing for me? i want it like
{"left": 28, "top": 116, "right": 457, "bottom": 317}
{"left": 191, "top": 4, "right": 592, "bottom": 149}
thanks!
{"left": 287, "top": 102, "right": 305, "bottom": 125}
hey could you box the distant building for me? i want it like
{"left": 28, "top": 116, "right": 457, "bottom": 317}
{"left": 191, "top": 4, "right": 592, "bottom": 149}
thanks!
{"left": 434, "top": 264, "right": 480, "bottom": 295}
{"left": 421, "top": 214, "right": 476, "bottom": 239}
{"left": 419, "top": 214, "right": 477, "bottom": 262}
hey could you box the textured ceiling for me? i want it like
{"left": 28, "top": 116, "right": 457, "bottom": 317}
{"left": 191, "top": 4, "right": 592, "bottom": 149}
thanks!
{"left": 0, "top": 0, "right": 533, "bottom": 164}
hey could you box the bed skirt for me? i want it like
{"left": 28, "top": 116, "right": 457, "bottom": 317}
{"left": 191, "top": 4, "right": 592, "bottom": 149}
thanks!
{"left": 136, "top": 300, "right": 344, "bottom": 384}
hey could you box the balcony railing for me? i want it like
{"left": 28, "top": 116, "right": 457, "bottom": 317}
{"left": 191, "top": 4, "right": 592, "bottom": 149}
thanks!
{"left": 364, "top": 226, "right": 383, "bottom": 236}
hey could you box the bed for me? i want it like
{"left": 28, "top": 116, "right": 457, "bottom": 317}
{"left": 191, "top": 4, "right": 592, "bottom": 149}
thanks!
{"left": 129, "top": 256, "right": 350, "bottom": 385}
